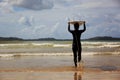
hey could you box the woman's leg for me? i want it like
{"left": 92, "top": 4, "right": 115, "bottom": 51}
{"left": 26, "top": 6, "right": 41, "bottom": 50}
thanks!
{"left": 72, "top": 47, "right": 77, "bottom": 67}
{"left": 78, "top": 47, "right": 82, "bottom": 62}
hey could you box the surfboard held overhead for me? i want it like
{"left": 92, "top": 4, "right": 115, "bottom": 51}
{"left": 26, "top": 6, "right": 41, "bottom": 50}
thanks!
{"left": 68, "top": 21, "right": 85, "bottom": 26}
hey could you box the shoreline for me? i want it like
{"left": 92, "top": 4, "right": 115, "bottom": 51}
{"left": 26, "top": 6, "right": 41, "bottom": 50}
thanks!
{"left": 0, "top": 66, "right": 120, "bottom": 72}
{"left": 0, "top": 52, "right": 120, "bottom": 57}
{"left": 0, "top": 55, "right": 120, "bottom": 80}
{"left": 0, "top": 55, "right": 120, "bottom": 72}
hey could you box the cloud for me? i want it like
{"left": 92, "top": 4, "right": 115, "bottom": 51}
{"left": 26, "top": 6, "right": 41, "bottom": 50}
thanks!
{"left": 53, "top": 0, "right": 83, "bottom": 8}
{"left": 17, "top": 25, "right": 53, "bottom": 39}
{"left": 75, "top": 0, "right": 120, "bottom": 9}
{"left": 9, "top": 0, "right": 54, "bottom": 10}
{"left": 18, "top": 16, "right": 34, "bottom": 26}
{"left": 0, "top": 0, "right": 120, "bottom": 39}
{"left": 115, "top": 0, "right": 120, "bottom": 3}
{"left": 83, "top": 12, "right": 120, "bottom": 38}
{"left": 0, "top": 0, "right": 14, "bottom": 13}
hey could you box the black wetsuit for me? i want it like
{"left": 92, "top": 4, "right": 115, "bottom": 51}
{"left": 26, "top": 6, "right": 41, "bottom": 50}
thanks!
{"left": 68, "top": 23, "right": 86, "bottom": 67}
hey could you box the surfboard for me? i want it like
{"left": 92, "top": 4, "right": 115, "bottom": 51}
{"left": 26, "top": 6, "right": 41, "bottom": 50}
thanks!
{"left": 68, "top": 21, "right": 85, "bottom": 26}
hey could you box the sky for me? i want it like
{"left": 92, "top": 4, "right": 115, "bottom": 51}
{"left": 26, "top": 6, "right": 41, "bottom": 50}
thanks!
{"left": 0, "top": 0, "right": 120, "bottom": 39}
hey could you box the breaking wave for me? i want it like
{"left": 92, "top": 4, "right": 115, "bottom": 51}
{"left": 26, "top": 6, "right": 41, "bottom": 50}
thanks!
{"left": 0, "top": 41, "right": 120, "bottom": 57}
{"left": 0, "top": 52, "right": 120, "bottom": 58}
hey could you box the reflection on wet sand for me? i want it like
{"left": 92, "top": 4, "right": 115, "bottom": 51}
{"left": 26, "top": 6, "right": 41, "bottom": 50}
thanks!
{"left": 74, "top": 71, "right": 82, "bottom": 80}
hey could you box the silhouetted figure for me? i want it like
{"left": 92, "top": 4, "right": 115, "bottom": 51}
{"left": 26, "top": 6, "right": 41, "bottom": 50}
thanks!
{"left": 68, "top": 22, "right": 86, "bottom": 67}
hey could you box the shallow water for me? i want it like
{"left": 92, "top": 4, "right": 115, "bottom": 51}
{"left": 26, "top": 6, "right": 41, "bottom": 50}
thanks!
{"left": 0, "top": 55, "right": 120, "bottom": 71}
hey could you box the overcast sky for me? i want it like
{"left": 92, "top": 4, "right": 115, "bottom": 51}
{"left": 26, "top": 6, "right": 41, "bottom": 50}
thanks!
{"left": 0, "top": 0, "right": 120, "bottom": 39}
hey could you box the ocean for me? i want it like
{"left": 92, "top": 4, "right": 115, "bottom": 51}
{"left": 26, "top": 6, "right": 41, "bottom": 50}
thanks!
{"left": 0, "top": 41, "right": 120, "bottom": 57}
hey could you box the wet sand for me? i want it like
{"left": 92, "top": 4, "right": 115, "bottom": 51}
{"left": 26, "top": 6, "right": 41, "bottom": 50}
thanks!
{"left": 0, "top": 55, "right": 120, "bottom": 80}
{"left": 0, "top": 71, "right": 120, "bottom": 80}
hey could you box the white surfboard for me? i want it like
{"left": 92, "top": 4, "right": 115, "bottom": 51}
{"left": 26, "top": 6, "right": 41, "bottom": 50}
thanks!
{"left": 68, "top": 21, "right": 85, "bottom": 26}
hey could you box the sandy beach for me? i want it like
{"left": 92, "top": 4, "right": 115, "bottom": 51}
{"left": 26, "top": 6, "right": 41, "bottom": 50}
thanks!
{"left": 0, "top": 55, "right": 120, "bottom": 80}
{"left": 0, "top": 71, "right": 120, "bottom": 80}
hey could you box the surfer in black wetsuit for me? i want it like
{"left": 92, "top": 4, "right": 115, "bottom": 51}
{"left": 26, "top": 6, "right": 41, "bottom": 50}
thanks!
{"left": 68, "top": 22, "right": 86, "bottom": 67}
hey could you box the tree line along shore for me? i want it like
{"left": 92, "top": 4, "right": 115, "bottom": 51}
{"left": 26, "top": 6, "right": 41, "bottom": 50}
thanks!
{"left": 0, "top": 36, "right": 120, "bottom": 41}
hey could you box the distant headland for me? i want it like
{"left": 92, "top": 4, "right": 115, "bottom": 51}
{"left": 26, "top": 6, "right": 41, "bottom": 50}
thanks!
{"left": 0, "top": 36, "right": 120, "bottom": 41}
